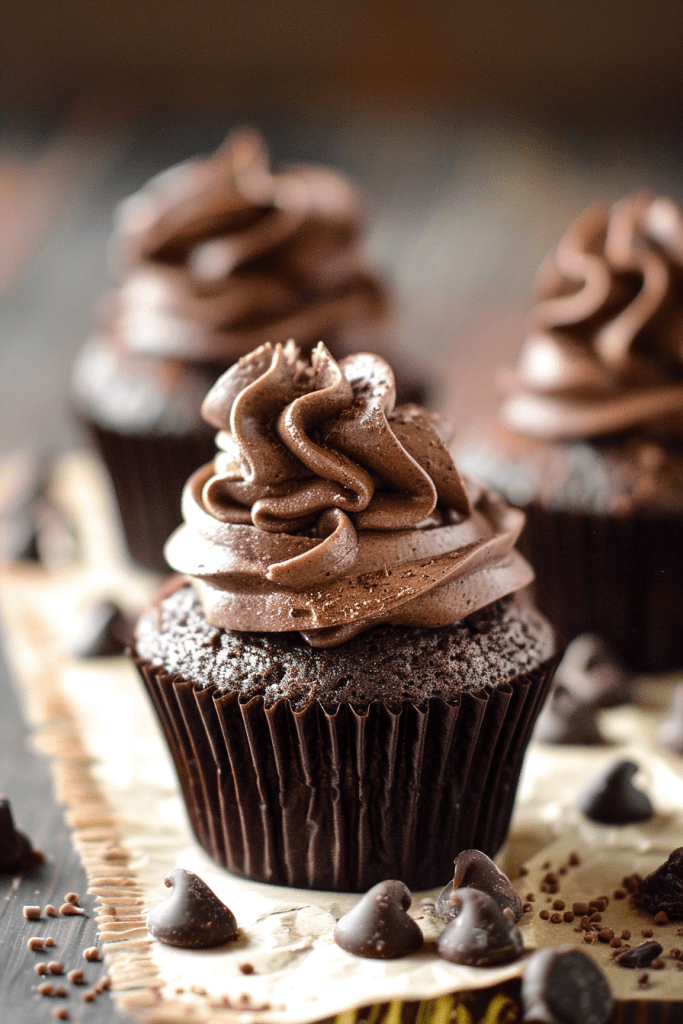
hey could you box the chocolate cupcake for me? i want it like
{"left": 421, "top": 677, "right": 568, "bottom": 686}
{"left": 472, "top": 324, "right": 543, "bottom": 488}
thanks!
{"left": 73, "top": 128, "right": 423, "bottom": 571}
{"left": 458, "top": 193, "right": 683, "bottom": 672}
{"left": 132, "top": 341, "right": 560, "bottom": 891}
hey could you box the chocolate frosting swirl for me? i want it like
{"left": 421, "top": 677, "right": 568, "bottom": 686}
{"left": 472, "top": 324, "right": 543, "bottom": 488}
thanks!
{"left": 501, "top": 193, "right": 683, "bottom": 440}
{"left": 109, "top": 128, "right": 389, "bottom": 364}
{"left": 166, "top": 342, "right": 533, "bottom": 646}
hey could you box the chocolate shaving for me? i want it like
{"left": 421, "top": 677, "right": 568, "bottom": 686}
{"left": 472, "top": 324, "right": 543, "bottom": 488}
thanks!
{"left": 638, "top": 847, "right": 683, "bottom": 919}
{"left": 147, "top": 868, "right": 238, "bottom": 948}
{"left": 615, "top": 940, "right": 663, "bottom": 968}
{"left": 436, "top": 888, "right": 523, "bottom": 966}
{"left": 334, "top": 880, "right": 423, "bottom": 959}
{"left": 577, "top": 760, "right": 653, "bottom": 824}
{"left": 435, "top": 849, "right": 523, "bottom": 922}
{"left": 521, "top": 945, "right": 614, "bottom": 1024}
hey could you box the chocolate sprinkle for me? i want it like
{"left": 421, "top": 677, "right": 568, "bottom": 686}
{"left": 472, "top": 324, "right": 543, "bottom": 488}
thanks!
{"left": 615, "top": 940, "right": 663, "bottom": 968}
{"left": 435, "top": 849, "right": 523, "bottom": 922}
{"left": 638, "top": 848, "right": 683, "bottom": 919}
{"left": 0, "top": 798, "right": 36, "bottom": 873}
{"left": 577, "top": 760, "right": 653, "bottom": 824}
{"left": 147, "top": 868, "right": 238, "bottom": 948}
{"left": 521, "top": 945, "right": 614, "bottom": 1024}
{"left": 436, "top": 888, "right": 523, "bottom": 967}
{"left": 334, "top": 880, "right": 423, "bottom": 959}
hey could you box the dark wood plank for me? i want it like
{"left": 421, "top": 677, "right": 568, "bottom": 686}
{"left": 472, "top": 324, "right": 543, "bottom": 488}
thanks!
{"left": 0, "top": 635, "right": 133, "bottom": 1022}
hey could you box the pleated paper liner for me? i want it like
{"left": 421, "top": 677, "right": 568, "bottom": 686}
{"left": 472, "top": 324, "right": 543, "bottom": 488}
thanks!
{"left": 133, "top": 651, "right": 557, "bottom": 892}
{"left": 87, "top": 422, "right": 215, "bottom": 572}
{"left": 521, "top": 505, "right": 683, "bottom": 673}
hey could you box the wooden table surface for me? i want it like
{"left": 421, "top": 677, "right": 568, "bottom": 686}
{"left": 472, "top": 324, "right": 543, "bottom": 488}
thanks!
{"left": 2, "top": 98, "right": 683, "bottom": 1022}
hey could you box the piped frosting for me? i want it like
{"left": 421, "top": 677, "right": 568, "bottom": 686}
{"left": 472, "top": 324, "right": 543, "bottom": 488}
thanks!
{"left": 501, "top": 193, "right": 683, "bottom": 440}
{"left": 166, "top": 341, "right": 533, "bottom": 646}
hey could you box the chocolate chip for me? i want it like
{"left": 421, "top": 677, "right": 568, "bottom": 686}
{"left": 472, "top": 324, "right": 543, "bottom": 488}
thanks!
{"left": 638, "top": 848, "right": 683, "bottom": 919}
{"left": 659, "top": 684, "right": 683, "bottom": 754}
{"left": 147, "top": 868, "right": 238, "bottom": 949}
{"left": 521, "top": 945, "right": 614, "bottom": 1024}
{"left": 615, "top": 940, "right": 663, "bottom": 968}
{"left": 577, "top": 760, "right": 653, "bottom": 824}
{"left": 334, "top": 879, "right": 422, "bottom": 959}
{"left": 436, "top": 889, "right": 523, "bottom": 966}
{"left": 72, "top": 600, "right": 130, "bottom": 658}
{"left": 0, "top": 798, "right": 36, "bottom": 873}
{"left": 553, "top": 633, "right": 635, "bottom": 708}
{"left": 434, "top": 849, "right": 522, "bottom": 922}
{"left": 533, "top": 685, "right": 603, "bottom": 745}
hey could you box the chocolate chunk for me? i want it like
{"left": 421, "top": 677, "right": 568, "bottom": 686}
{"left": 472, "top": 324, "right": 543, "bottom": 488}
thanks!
{"left": 0, "top": 797, "right": 36, "bottom": 873}
{"left": 553, "top": 633, "right": 634, "bottom": 708}
{"left": 577, "top": 760, "right": 653, "bottom": 824}
{"left": 615, "top": 940, "right": 663, "bottom": 968}
{"left": 533, "top": 685, "right": 602, "bottom": 745}
{"left": 638, "top": 848, "right": 683, "bottom": 919}
{"left": 436, "top": 889, "right": 523, "bottom": 966}
{"left": 659, "top": 684, "right": 683, "bottom": 755}
{"left": 435, "top": 849, "right": 522, "bottom": 922}
{"left": 72, "top": 600, "right": 130, "bottom": 658}
{"left": 147, "top": 868, "right": 238, "bottom": 948}
{"left": 521, "top": 945, "right": 614, "bottom": 1024}
{"left": 334, "top": 880, "right": 423, "bottom": 959}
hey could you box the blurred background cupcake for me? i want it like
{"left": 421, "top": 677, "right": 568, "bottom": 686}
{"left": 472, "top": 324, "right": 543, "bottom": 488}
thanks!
{"left": 72, "top": 128, "right": 429, "bottom": 571}
{"left": 133, "top": 340, "right": 561, "bottom": 891}
{"left": 457, "top": 194, "right": 683, "bottom": 672}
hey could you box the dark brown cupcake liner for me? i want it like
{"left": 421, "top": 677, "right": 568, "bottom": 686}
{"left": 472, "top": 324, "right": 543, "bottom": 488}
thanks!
{"left": 133, "top": 650, "right": 558, "bottom": 892}
{"left": 522, "top": 505, "right": 683, "bottom": 673}
{"left": 85, "top": 422, "right": 215, "bottom": 572}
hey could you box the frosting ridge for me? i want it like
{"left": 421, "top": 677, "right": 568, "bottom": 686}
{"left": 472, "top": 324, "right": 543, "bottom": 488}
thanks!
{"left": 501, "top": 193, "right": 683, "bottom": 440}
{"left": 109, "top": 128, "right": 389, "bottom": 365}
{"left": 166, "top": 342, "right": 533, "bottom": 645}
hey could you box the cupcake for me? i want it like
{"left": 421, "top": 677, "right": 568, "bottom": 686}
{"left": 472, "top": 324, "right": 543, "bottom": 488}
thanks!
{"left": 457, "top": 193, "right": 683, "bottom": 672}
{"left": 73, "top": 128, "right": 422, "bottom": 571}
{"left": 132, "top": 340, "right": 560, "bottom": 891}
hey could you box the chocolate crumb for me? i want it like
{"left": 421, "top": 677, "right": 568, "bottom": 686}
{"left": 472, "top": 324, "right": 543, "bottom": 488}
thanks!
{"left": 637, "top": 972, "right": 649, "bottom": 987}
{"left": 654, "top": 911, "right": 670, "bottom": 924}
{"left": 45, "top": 905, "right": 57, "bottom": 916}
{"left": 23, "top": 906, "right": 40, "bottom": 919}
{"left": 35, "top": 962, "right": 48, "bottom": 975}
{"left": 622, "top": 930, "right": 631, "bottom": 939}
{"left": 563, "top": 911, "right": 574, "bottom": 923}
{"left": 651, "top": 957, "right": 665, "bottom": 969}
{"left": 568, "top": 852, "right": 581, "bottom": 866}
{"left": 45, "top": 937, "right": 55, "bottom": 947}
{"left": 54, "top": 985, "right": 67, "bottom": 997}
{"left": 67, "top": 969, "right": 84, "bottom": 984}
{"left": 81, "top": 991, "right": 95, "bottom": 1002}
{"left": 37, "top": 982, "right": 54, "bottom": 996}
{"left": 53, "top": 1009, "right": 68, "bottom": 1020}
{"left": 642, "top": 928, "right": 654, "bottom": 937}
{"left": 553, "top": 899, "right": 565, "bottom": 910}
{"left": 48, "top": 962, "right": 63, "bottom": 974}
{"left": 540, "top": 909, "right": 550, "bottom": 920}
{"left": 590, "top": 898, "right": 607, "bottom": 911}
{"left": 28, "top": 937, "right": 44, "bottom": 950}
{"left": 519, "top": 866, "right": 528, "bottom": 876}
{"left": 523, "top": 903, "right": 533, "bottom": 913}
{"left": 525, "top": 892, "right": 535, "bottom": 901}
{"left": 613, "top": 888, "right": 626, "bottom": 899}
{"left": 64, "top": 893, "right": 79, "bottom": 904}
{"left": 59, "top": 903, "right": 84, "bottom": 916}
{"left": 598, "top": 928, "right": 614, "bottom": 942}
{"left": 549, "top": 912, "right": 562, "bottom": 923}
{"left": 542, "top": 861, "right": 551, "bottom": 870}
{"left": 82, "top": 947, "right": 100, "bottom": 962}
{"left": 573, "top": 902, "right": 590, "bottom": 916}
{"left": 609, "top": 937, "right": 622, "bottom": 948}
{"left": 558, "top": 866, "right": 567, "bottom": 875}
{"left": 238, "top": 963, "right": 254, "bottom": 975}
